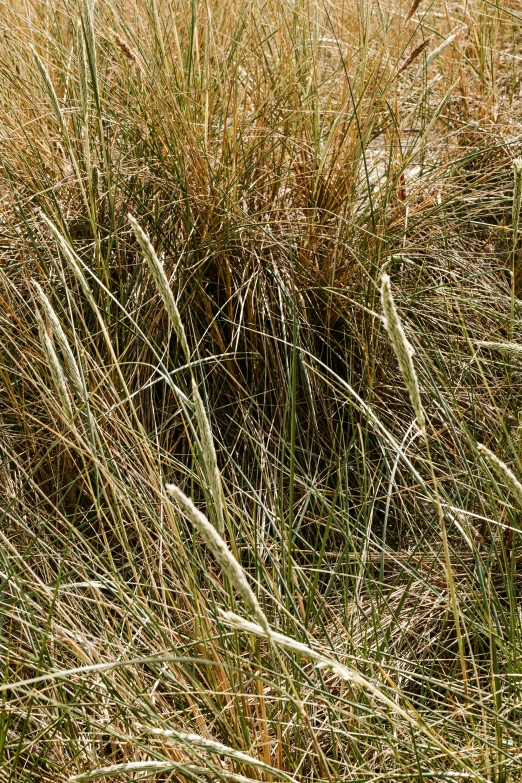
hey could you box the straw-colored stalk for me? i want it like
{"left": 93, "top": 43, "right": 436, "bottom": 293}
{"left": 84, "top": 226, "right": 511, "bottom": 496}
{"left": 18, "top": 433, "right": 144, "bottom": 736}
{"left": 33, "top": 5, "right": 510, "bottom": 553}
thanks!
{"left": 192, "top": 379, "right": 225, "bottom": 533}
{"left": 166, "top": 484, "right": 271, "bottom": 635}
{"left": 128, "top": 214, "right": 190, "bottom": 363}
{"left": 382, "top": 274, "right": 467, "bottom": 691}
{"left": 478, "top": 443, "right": 522, "bottom": 509}
{"left": 166, "top": 487, "right": 332, "bottom": 777}
{"left": 381, "top": 274, "right": 425, "bottom": 431}
{"left": 130, "top": 216, "right": 224, "bottom": 533}
{"left": 511, "top": 157, "right": 522, "bottom": 336}
{"left": 513, "top": 158, "right": 522, "bottom": 249}
{"left": 39, "top": 212, "right": 97, "bottom": 307}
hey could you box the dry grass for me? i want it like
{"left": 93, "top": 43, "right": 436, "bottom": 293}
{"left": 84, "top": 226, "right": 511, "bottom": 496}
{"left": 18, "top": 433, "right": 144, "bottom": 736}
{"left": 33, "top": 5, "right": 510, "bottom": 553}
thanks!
{"left": 1, "top": 0, "right": 522, "bottom": 780}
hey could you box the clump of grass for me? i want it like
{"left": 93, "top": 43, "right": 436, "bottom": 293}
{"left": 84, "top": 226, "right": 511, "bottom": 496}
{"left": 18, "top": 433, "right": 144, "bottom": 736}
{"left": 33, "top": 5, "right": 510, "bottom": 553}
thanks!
{"left": 1, "top": 0, "right": 522, "bottom": 781}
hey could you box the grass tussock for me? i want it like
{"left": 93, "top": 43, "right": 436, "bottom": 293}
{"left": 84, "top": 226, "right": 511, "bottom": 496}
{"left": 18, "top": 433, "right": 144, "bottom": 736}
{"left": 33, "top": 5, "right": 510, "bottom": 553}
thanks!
{"left": 1, "top": 0, "right": 522, "bottom": 779}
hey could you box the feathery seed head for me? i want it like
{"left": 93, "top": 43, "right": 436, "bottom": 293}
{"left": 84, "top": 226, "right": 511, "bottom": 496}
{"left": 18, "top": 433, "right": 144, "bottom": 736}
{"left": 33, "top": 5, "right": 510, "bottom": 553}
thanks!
{"left": 128, "top": 214, "right": 190, "bottom": 362}
{"left": 477, "top": 444, "right": 522, "bottom": 508}
{"left": 406, "top": 0, "right": 422, "bottom": 20}
{"left": 220, "top": 610, "right": 325, "bottom": 660}
{"left": 142, "top": 726, "right": 293, "bottom": 781}
{"left": 476, "top": 341, "right": 522, "bottom": 356}
{"left": 166, "top": 484, "right": 270, "bottom": 635}
{"left": 70, "top": 761, "right": 180, "bottom": 781}
{"left": 110, "top": 31, "right": 145, "bottom": 74}
{"left": 220, "top": 611, "right": 366, "bottom": 690}
{"left": 381, "top": 274, "right": 425, "bottom": 431}
{"left": 33, "top": 281, "right": 84, "bottom": 398}
{"left": 396, "top": 38, "right": 431, "bottom": 77}
{"left": 36, "top": 308, "right": 74, "bottom": 422}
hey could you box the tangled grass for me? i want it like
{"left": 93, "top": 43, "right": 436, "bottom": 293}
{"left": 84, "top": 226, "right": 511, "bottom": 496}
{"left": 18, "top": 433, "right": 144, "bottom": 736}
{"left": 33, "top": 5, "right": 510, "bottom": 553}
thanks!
{"left": 1, "top": 0, "right": 522, "bottom": 780}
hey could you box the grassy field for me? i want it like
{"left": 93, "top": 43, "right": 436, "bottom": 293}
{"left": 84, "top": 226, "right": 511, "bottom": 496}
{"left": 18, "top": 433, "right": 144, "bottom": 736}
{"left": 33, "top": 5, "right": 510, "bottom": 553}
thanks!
{"left": 1, "top": 0, "right": 522, "bottom": 779}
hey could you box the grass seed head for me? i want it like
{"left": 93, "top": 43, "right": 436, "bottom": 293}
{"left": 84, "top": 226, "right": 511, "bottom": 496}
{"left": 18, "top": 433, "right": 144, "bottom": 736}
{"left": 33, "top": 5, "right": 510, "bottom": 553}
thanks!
{"left": 406, "top": 0, "right": 422, "bottom": 20}
{"left": 128, "top": 214, "right": 190, "bottom": 362}
{"left": 381, "top": 274, "right": 425, "bottom": 431}
{"left": 476, "top": 341, "right": 522, "bottom": 356}
{"left": 166, "top": 484, "right": 270, "bottom": 635}
{"left": 33, "top": 281, "right": 84, "bottom": 399}
{"left": 143, "top": 726, "right": 292, "bottom": 780}
{"left": 396, "top": 38, "right": 431, "bottom": 77}
{"left": 110, "top": 30, "right": 145, "bottom": 74}
{"left": 36, "top": 308, "right": 74, "bottom": 422}
{"left": 477, "top": 443, "right": 522, "bottom": 509}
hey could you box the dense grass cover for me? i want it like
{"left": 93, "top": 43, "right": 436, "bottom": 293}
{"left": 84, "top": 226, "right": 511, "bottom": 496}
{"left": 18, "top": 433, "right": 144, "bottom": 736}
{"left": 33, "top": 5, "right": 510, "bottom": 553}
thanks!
{"left": 1, "top": 0, "right": 522, "bottom": 779}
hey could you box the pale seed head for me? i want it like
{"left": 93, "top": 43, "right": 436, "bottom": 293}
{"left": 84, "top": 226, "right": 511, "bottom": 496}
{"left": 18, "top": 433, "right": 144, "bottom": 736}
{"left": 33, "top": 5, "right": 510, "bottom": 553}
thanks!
{"left": 477, "top": 443, "right": 522, "bottom": 509}
{"left": 128, "top": 214, "right": 190, "bottom": 362}
{"left": 166, "top": 484, "right": 270, "bottom": 635}
{"left": 36, "top": 308, "right": 74, "bottom": 422}
{"left": 33, "top": 281, "right": 84, "bottom": 399}
{"left": 476, "top": 341, "right": 522, "bottom": 356}
{"left": 381, "top": 274, "right": 425, "bottom": 431}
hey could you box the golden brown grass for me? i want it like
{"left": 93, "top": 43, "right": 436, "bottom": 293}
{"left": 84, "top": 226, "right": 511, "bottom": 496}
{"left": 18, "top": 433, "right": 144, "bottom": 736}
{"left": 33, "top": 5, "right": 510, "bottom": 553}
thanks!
{"left": 1, "top": 0, "right": 522, "bottom": 780}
